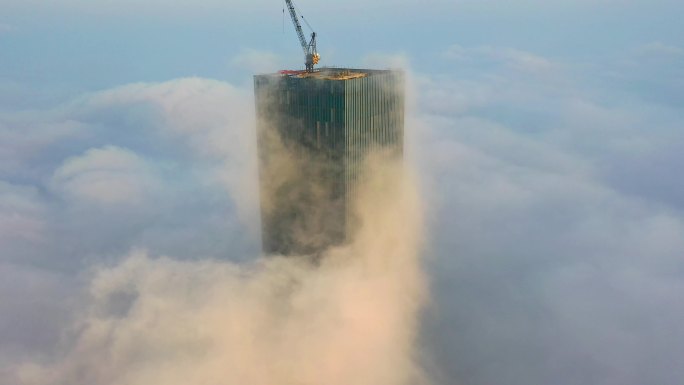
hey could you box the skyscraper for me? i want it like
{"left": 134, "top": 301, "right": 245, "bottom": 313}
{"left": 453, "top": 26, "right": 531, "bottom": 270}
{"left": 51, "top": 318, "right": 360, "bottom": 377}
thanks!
{"left": 254, "top": 68, "right": 404, "bottom": 256}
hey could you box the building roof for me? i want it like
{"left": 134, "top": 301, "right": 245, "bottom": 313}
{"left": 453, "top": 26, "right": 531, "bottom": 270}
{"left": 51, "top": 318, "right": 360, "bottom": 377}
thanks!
{"left": 264, "top": 67, "right": 396, "bottom": 81}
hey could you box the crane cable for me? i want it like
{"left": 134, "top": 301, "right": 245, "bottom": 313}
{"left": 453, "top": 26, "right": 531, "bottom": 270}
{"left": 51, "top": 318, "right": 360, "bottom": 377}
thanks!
{"left": 291, "top": 1, "right": 315, "bottom": 33}
{"left": 300, "top": 14, "right": 314, "bottom": 33}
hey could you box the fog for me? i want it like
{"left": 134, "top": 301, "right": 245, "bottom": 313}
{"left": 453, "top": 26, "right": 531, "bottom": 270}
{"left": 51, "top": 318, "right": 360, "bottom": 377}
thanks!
{"left": 11, "top": 159, "right": 426, "bottom": 385}
{"left": 2, "top": 43, "right": 684, "bottom": 385}
{"left": 1, "top": 76, "right": 429, "bottom": 385}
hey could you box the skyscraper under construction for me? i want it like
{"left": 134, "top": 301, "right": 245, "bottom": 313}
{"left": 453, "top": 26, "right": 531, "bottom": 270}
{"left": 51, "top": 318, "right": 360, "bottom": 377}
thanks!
{"left": 254, "top": 68, "right": 404, "bottom": 255}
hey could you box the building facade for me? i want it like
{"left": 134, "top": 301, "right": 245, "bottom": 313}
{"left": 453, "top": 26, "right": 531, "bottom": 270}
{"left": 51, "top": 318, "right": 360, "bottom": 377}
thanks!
{"left": 254, "top": 68, "right": 404, "bottom": 256}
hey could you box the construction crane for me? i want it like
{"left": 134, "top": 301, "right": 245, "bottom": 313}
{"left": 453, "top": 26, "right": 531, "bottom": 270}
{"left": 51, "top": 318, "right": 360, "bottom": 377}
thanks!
{"left": 284, "top": 0, "right": 320, "bottom": 72}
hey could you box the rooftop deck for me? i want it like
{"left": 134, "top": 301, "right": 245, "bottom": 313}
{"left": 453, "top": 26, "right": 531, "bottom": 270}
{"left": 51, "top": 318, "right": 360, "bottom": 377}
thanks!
{"left": 276, "top": 68, "right": 382, "bottom": 81}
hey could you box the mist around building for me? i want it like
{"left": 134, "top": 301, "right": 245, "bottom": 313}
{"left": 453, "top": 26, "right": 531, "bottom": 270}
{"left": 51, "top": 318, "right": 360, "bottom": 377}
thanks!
{"left": 11, "top": 153, "right": 429, "bottom": 385}
{"left": 4, "top": 59, "right": 433, "bottom": 384}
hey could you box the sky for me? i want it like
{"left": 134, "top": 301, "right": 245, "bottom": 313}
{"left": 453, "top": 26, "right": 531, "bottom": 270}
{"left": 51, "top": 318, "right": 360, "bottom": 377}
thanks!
{"left": 1, "top": 0, "right": 684, "bottom": 384}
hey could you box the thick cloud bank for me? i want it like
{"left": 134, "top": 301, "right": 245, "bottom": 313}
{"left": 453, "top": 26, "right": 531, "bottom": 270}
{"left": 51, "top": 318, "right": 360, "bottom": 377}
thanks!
{"left": 0, "top": 78, "right": 427, "bottom": 385}
{"left": 1, "top": 78, "right": 260, "bottom": 374}
{"left": 417, "top": 45, "right": 684, "bottom": 385}
{"left": 12, "top": 161, "right": 426, "bottom": 385}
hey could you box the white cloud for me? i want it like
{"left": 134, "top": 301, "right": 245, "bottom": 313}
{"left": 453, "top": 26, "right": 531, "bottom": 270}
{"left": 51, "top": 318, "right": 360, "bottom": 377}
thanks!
{"left": 444, "top": 45, "right": 557, "bottom": 72}
{"left": 0, "top": 118, "right": 85, "bottom": 180}
{"left": 0, "top": 182, "right": 46, "bottom": 244}
{"left": 420, "top": 121, "right": 684, "bottom": 384}
{"left": 635, "top": 41, "right": 684, "bottom": 57}
{"left": 12, "top": 159, "right": 427, "bottom": 385}
{"left": 0, "top": 77, "right": 265, "bottom": 370}
{"left": 51, "top": 146, "right": 157, "bottom": 206}
{"left": 415, "top": 44, "right": 684, "bottom": 385}
{"left": 65, "top": 78, "right": 259, "bottom": 223}
{"left": 0, "top": 78, "right": 261, "bottom": 264}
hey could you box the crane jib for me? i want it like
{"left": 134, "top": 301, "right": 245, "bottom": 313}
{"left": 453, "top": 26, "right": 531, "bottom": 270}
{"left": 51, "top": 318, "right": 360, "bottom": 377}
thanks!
{"left": 284, "top": 0, "right": 319, "bottom": 72}
{"left": 285, "top": 0, "right": 309, "bottom": 54}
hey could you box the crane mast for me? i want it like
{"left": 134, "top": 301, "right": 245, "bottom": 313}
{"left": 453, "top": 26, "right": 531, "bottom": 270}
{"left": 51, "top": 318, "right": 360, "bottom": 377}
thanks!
{"left": 284, "top": 0, "right": 319, "bottom": 72}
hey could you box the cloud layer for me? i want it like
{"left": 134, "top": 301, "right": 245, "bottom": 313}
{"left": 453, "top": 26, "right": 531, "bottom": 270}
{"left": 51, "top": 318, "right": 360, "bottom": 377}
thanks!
{"left": 418, "top": 45, "right": 684, "bottom": 385}
{"left": 1, "top": 75, "right": 428, "bottom": 385}
{"left": 0, "top": 79, "right": 261, "bottom": 373}
{"left": 1, "top": 41, "right": 684, "bottom": 385}
{"left": 11, "top": 159, "right": 426, "bottom": 385}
